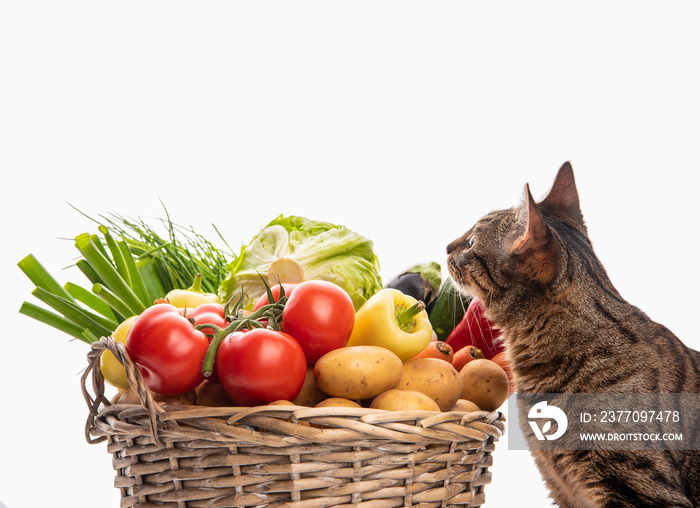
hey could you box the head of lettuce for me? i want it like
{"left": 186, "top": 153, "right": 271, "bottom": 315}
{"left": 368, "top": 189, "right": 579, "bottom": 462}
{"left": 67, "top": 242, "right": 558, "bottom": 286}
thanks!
{"left": 219, "top": 215, "right": 383, "bottom": 311}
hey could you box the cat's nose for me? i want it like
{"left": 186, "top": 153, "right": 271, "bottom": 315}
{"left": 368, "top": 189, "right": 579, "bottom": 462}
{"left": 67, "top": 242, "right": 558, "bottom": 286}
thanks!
{"left": 446, "top": 232, "right": 469, "bottom": 254}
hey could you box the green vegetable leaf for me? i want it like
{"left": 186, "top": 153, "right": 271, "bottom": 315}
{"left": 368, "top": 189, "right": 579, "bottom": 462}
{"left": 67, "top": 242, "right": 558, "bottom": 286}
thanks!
{"left": 220, "top": 215, "right": 382, "bottom": 311}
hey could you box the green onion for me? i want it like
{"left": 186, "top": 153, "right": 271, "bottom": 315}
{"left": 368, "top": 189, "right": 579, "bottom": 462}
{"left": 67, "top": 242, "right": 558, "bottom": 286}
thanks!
{"left": 31, "top": 287, "right": 114, "bottom": 339}
{"left": 81, "top": 328, "right": 100, "bottom": 344}
{"left": 99, "top": 226, "right": 131, "bottom": 287}
{"left": 19, "top": 301, "right": 90, "bottom": 343}
{"left": 18, "top": 254, "right": 75, "bottom": 303}
{"left": 75, "top": 233, "right": 146, "bottom": 316}
{"left": 19, "top": 204, "right": 235, "bottom": 346}
{"left": 75, "top": 259, "right": 104, "bottom": 286}
{"left": 136, "top": 257, "right": 169, "bottom": 303}
{"left": 117, "top": 240, "right": 152, "bottom": 307}
{"left": 64, "top": 282, "right": 120, "bottom": 324}
{"left": 90, "top": 233, "right": 111, "bottom": 260}
{"left": 91, "top": 283, "right": 138, "bottom": 320}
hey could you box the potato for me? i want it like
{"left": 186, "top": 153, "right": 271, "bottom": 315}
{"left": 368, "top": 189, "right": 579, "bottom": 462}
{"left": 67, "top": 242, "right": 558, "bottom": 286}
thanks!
{"left": 264, "top": 400, "right": 313, "bottom": 428}
{"left": 459, "top": 359, "right": 509, "bottom": 411}
{"left": 449, "top": 399, "right": 481, "bottom": 412}
{"left": 116, "top": 388, "right": 140, "bottom": 404}
{"left": 195, "top": 379, "right": 235, "bottom": 407}
{"left": 153, "top": 389, "right": 196, "bottom": 406}
{"left": 268, "top": 400, "right": 296, "bottom": 406}
{"left": 111, "top": 389, "right": 127, "bottom": 405}
{"left": 396, "top": 358, "right": 463, "bottom": 411}
{"left": 314, "top": 346, "right": 402, "bottom": 400}
{"left": 370, "top": 389, "right": 440, "bottom": 412}
{"left": 116, "top": 387, "right": 197, "bottom": 406}
{"left": 315, "top": 397, "right": 362, "bottom": 408}
{"left": 293, "top": 366, "right": 328, "bottom": 407}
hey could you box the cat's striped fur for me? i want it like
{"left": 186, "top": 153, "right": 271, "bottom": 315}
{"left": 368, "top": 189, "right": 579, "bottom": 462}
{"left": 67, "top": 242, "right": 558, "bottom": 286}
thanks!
{"left": 446, "top": 162, "right": 700, "bottom": 507}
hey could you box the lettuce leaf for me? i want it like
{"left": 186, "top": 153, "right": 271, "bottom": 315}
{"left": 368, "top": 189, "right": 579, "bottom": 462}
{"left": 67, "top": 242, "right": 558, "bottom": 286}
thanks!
{"left": 220, "top": 215, "right": 382, "bottom": 311}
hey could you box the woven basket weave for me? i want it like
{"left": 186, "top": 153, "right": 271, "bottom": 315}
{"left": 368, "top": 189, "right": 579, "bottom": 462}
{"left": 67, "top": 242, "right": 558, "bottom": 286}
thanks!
{"left": 82, "top": 335, "right": 505, "bottom": 507}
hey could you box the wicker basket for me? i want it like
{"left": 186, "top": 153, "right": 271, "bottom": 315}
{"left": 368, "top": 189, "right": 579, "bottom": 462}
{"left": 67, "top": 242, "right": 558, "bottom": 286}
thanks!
{"left": 82, "top": 336, "right": 505, "bottom": 507}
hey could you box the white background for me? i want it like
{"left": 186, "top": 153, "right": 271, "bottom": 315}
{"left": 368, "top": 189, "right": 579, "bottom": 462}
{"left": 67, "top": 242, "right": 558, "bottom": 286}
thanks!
{"left": 2, "top": 2, "right": 699, "bottom": 507}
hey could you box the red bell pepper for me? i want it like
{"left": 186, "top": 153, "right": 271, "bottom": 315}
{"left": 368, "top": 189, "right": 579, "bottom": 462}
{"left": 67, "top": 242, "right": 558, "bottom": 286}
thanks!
{"left": 445, "top": 298, "right": 504, "bottom": 360}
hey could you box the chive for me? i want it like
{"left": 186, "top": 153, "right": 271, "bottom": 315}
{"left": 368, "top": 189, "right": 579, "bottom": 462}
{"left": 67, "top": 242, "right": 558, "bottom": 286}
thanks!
{"left": 102, "top": 211, "right": 231, "bottom": 294}
{"left": 19, "top": 301, "right": 90, "bottom": 343}
{"left": 75, "top": 233, "right": 146, "bottom": 315}
{"left": 18, "top": 254, "right": 75, "bottom": 303}
{"left": 91, "top": 283, "right": 138, "bottom": 319}
{"left": 64, "top": 282, "right": 119, "bottom": 325}
{"left": 70, "top": 205, "right": 232, "bottom": 297}
{"left": 117, "top": 239, "right": 151, "bottom": 307}
{"left": 32, "top": 287, "right": 114, "bottom": 338}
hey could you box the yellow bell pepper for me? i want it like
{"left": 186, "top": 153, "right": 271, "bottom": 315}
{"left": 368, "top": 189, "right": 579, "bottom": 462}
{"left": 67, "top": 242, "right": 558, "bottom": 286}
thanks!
{"left": 100, "top": 315, "right": 138, "bottom": 389}
{"left": 346, "top": 288, "right": 433, "bottom": 361}
{"left": 165, "top": 273, "right": 221, "bottom": 308}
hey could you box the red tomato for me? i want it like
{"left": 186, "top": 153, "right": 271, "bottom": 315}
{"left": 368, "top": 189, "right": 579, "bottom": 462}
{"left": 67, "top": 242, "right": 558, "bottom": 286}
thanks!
{"left": 126, "top": 304, "right": 210, "bottom": 395}
{"left": 491, "top": 351, "right": 515, "bottom": 395}
{"left": 253, "top": 283, "right": 298, "bottom": 311}
{"left": 186, "top": 302, "right": 228, "bottom": 338}
{"left": 445, "top": 298, "right": 504, "bottom": 359}
{"left": 280, "top": 280, "right": 355, "bottom": 364}
{"left": 215, "top": 328, "right": 307, "bottom": 406}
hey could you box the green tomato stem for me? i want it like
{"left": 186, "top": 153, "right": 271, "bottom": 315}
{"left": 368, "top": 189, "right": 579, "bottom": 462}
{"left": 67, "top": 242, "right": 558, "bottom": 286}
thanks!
{"left": 202, "top": 329, "right": 227, "bottom": 377}
{"left": 396, "top": 301, "right": 426, "bottom": 332}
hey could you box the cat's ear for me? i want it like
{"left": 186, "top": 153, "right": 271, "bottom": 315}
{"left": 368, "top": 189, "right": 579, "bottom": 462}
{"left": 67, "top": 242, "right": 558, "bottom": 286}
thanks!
{"left": 512, "top": 184, "right": 559, "bottom": 283}
{"left": 540, "top": 161, "right": 586, "bottom": 229}
{"left": 512, "top": 183, "right": 551, "bottom": 255}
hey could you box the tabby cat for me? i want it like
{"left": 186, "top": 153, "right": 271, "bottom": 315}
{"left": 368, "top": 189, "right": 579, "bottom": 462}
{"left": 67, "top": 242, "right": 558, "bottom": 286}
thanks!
{"left": 446, "top": 162, "right": 700, "bottom": 507}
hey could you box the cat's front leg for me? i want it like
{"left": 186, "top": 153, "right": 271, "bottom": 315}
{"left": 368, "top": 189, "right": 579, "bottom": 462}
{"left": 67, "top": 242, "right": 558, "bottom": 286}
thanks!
{"left": 533, "top": 450, "right": 695, "bottom": 508}
{"left": 531, "top": 451, "right": 596, "bottom": 508}
{"left": 599, "top": 498, "right": 693, "bottom": 508}
{"left": 585, "top": 450, "right": 695, "bottom": 508}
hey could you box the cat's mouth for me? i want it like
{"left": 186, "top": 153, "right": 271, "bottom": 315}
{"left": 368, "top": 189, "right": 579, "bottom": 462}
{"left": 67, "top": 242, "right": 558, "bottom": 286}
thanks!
{"left": 446, "top": 230, "right": 496, "bottom": 305}
{"left": 447, "top": 254, "right": 484, "bottom": 302}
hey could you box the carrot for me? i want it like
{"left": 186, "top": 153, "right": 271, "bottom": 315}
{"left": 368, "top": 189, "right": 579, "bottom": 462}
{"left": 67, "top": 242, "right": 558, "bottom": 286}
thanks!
{"left": 411, "top": 341, "right": 454, "bottom": 363}
{"left": 452, "top": 345, "right": 485, "bottom": 372}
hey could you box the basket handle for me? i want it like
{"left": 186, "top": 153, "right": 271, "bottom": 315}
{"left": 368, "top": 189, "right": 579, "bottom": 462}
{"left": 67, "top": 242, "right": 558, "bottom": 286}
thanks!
{"left": 81, "top": 335, "right": 164, "bottom": 445}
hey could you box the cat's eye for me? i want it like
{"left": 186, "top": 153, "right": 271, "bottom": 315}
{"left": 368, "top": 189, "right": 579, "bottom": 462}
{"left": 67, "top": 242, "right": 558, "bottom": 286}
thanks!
{"left": 468, "top": 236, "right": 475, "bottom": 248}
